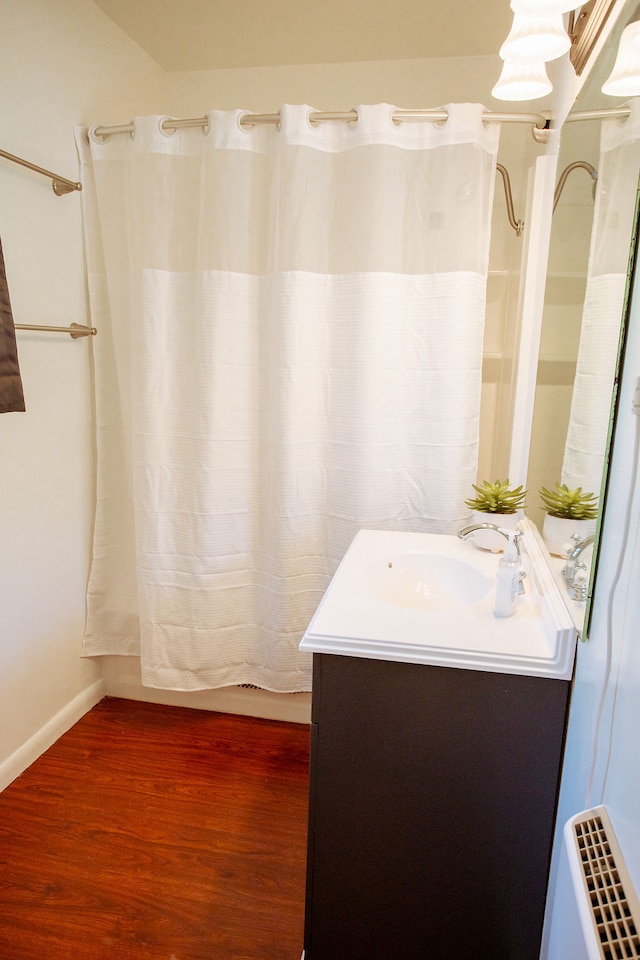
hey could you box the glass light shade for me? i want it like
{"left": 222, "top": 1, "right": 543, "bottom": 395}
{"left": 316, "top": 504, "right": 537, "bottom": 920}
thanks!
{"left": 499, "top": 13, "right": 572, "bottom": 63}
{"left": 492, "top": 60, "right": 553, "bottom": 101}
{"left": 601, "top": 21, "right": 640, "bottom": 96}
{"left": 511, "top": 0, "right": 582, "bottom": 14}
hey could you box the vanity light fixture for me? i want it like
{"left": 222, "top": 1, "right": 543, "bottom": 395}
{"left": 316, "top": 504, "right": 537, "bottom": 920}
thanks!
{"left": 493, "top": 0, "right": 619, "bottom": 101}
{"left": 492, "top": 59, "right": 555, "bottom": 99}
{"left": 493, "top": 2, "right": 576, "bottom": 100}
{"left": 500, "top": 12, "right": 573, "bottom": 62}
{"left": 569, "top": 1, "right": 622, "bottom": 77}
{"left": 601, "top": 19, "right": 640, "bottom": 95}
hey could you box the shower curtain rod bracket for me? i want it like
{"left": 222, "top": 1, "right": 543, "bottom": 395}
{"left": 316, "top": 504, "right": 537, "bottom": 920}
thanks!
{"left": 553, "top": 160, "right": 598, "bottom": 212}
{"left": 69, "top": 322, "right": 96, "bottom": 338}
{"left": 496, "top": 163, "right": 525, "bottom": 236}
{"left": 532, "top": 126, "right": 550, "bottom": 144}
{"left": 52, "top": 178, "right": 81, "bottom": 196}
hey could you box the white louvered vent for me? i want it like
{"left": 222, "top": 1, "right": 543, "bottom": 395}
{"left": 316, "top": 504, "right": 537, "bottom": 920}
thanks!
{"left": 573, "top": 808, "right": 640, "bottom": 959}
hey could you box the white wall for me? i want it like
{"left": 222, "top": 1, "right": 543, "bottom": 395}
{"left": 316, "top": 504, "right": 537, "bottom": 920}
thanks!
{"left": 541, "top": 237, "right": 640, "bottom": 958}
{"left": 0, "top": 0, "right": 165, "bottom": 789}
{"left": 552, "top": 256, "right": 640, "bottom": 867}
{"left": 163, "top": 54, "right": 502, "bottom": 114}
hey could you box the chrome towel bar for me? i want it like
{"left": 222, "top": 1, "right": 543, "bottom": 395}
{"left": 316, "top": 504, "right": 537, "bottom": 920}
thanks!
{"left": 0, "top": 147, "right": 81, "bottom": 196}
{"left": 14, "top": 323, "right": 96, "bottom": 338}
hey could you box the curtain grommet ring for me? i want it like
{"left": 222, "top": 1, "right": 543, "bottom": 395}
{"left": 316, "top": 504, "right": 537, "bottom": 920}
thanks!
{"left": 434, "top": 106, "right": 450, "bottom": 128}
{"left": 88, "top": 124, "right": 111, "bottom": 144}
{"left": 236, "top": 111, "right": 256, "bottom": 134}
{"left": 158, "top": 117, "right": 178, "bottom": 139}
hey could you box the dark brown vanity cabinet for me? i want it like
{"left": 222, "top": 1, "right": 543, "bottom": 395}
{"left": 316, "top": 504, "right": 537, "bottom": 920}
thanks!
{"left": 303, "top": 653, "right": 570, "bottom": 960}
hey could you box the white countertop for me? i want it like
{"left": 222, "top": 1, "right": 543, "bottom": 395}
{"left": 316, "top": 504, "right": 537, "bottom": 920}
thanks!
{"left": 299, "top": 523, "right": 577, "bottom": 680}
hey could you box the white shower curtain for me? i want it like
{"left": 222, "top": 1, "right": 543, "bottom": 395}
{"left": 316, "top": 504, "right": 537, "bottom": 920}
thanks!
{"left": 76, "top": 102, "right": 499, "bottom": 692}
{"left": 562, "top": 101, "right": 640, "bottom": 497}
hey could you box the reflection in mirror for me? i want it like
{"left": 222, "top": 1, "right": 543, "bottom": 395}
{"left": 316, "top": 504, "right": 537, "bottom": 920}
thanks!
{"left": 527, "top": 1, "right": 640, "bottom": 633}
{"left": 526, "top": 120, "right": 599, "bottom": 532}
{"left": 562, "top": 105, "right": 640, "bottom": 497}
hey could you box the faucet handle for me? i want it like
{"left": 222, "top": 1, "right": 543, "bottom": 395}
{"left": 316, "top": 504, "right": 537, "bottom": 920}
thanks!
{"left": 495, "top": 526, "right": 522, "bottom": 557}
{"left": 568, "top": 562, "right": 589, "bottom": 602}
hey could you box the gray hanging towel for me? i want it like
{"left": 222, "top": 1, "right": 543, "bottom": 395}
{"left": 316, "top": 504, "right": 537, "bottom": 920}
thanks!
{"left": 0, "top": 237, "right": 25, "bottom": 413}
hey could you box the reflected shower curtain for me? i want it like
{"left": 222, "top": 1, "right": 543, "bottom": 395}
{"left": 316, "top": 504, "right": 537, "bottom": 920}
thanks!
{"left": 562, "top": 101, "right": 640, "bottom": 496}
{"left": 76, "top": 103, "right": 499, "bottom": 691}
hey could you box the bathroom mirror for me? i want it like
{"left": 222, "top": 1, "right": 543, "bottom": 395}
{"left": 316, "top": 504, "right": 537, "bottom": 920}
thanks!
{"left": 526, "top": 0, "right": 640, "bottom": 631}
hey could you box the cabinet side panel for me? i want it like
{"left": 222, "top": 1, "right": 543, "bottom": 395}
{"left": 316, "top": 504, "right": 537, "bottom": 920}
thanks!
{"left": 304, "top": 719, "right": 320, "bottom": 954}
{"left": 305, "top": 654, "right": 570, "bottom": 960}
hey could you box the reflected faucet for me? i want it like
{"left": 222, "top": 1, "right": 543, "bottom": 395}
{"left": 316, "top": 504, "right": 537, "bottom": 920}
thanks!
{"left": 563, "top": 534, "right": 595, "bottom": 601}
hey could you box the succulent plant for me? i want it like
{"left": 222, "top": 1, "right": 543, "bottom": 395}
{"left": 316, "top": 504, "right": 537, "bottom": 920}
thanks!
{"left": 539, "top": 483, "right": 598, "bottom": 520}
{"left": 464, "top": 478, "right": 527, "bottom": 515}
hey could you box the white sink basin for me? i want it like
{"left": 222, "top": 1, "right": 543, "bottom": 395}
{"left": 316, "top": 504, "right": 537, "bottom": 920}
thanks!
{"left": 299, "top": 523, "right": 577, "bottom": 680}
{"left": 370, "top": 552, "right": 491, "bottom": 610}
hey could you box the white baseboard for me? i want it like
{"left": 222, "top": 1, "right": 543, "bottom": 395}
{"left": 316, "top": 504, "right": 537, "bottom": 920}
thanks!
{"left": 0, "top": 679, "right": 106, "bottom": 793}
{"left": 101, "top": 656, "right": 312, "bottom": 724}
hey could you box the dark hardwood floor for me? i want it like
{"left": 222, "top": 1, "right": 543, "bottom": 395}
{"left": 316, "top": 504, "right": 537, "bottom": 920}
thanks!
{"left": 0, "top": 698, "right": 310, "bottom": 960}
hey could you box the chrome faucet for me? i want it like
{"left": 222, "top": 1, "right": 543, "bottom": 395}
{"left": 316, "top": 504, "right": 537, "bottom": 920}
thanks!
{"left": 457, "top": 523, "right": 526, "bottom": 593}
{"left": 457, "top": 522, "right": 522, "bottom": 557}
{"left": 563, "top": 534, "right": 595, "bottom": 601}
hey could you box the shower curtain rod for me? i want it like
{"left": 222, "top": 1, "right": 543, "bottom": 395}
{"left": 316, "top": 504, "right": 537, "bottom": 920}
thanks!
{"left": 0, "top": 147, "right": 82, "bottom": 196}
{"left": 91, "top": 107, "right": 551, "bottom": 143}
{"left": 566, "top": 106, "right": 631, "bottom": 123}
{"left": 90, "top": 104, "right": 638, "bottom": 143}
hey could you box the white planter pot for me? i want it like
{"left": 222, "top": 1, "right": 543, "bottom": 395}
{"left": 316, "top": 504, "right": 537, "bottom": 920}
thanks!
{"left": 469, "top": 510, "right": 520, "bottom": 552}
{"left": 542, "top": 515, "right": 596, "bottom": 558}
